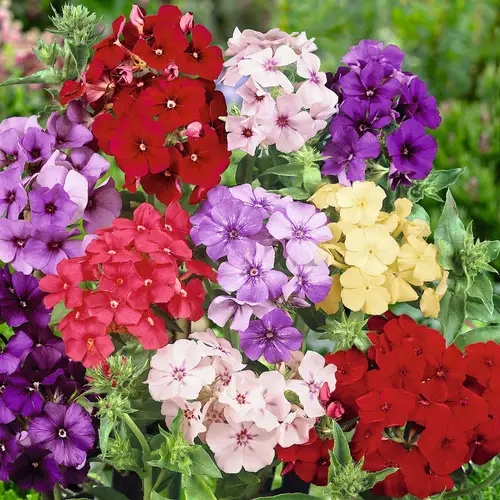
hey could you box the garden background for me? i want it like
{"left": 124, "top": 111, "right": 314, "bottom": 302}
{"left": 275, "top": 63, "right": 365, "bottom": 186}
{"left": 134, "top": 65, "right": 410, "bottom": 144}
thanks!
{"left": 1, "top": 0, "right": 499, "bottom": 498}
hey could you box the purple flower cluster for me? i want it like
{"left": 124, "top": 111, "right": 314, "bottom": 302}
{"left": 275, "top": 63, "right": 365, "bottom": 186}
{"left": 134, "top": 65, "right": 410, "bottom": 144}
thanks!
{"left": 0, "top": 273, "right": 94, "bottom": 492}
{"left": 324, "top": 39, "right": 440, "bottom": 188}
{"left": 0, "top": 103, "right": 122, "bottom": 274}
{"left": 191, "top": 184, "right": 332, "bottom": 363}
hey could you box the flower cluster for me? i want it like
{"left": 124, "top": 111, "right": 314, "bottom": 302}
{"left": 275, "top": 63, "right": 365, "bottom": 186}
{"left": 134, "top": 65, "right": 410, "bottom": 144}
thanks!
{"left": 324, "top": 39, "right": 440, "bottom": 187}
{"left": 321, "top": 312, "right": 500, "bottom": 498}
{"left": 39, "top": 201, "right": 215, "bottom": 367}
{"left": 0, "top": 110, "right": 121, "bottom": 275}
{"left": 221, "top": 28, "right": 338, "bottom": 154}
{"left": 192, "top": 184, "right": 333, "bottom": 362}
{"left": 310, "top": 181, "right": 445, "bottom": 316}
{"left": 60, "top": 4, "right": 230, "bottom": 204}
{"left": 0, "top": 277, "right": 94, "bottom": 492}
{"left": 146, "top": 331, "right": 337, "bottom": 474}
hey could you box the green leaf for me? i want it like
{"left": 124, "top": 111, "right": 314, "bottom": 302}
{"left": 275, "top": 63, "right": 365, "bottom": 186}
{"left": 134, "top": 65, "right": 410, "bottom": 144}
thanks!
{"left": 236, "top": 154, "right": 255, "bottom": 185}
{"left": 183, "top": 475, "right": 217, "bottom": 500}
{"left": 259, "top": 162, "right": 304, "bottom": 177}
{"left": 0, "top": 69, "right": 64, "bottom": 87}
{"left": 98, "top": 416, "right": 114, "bottom": 455}
{"left": 34, "top": 40, "right": 61, "bottom": 66}
{"left": 89, "top": 487, "right": 129, "bottom": 500}
{"left": 151, "top": 492, "right": 172, "bottom": 500}
{"left": 435, "top": 190, "right": 466, "bottom": 257}
{"left": 189, "top": 446, "right": 222, "bottom": 478}
{"left": 303, "top": 166, "right": 322, "bottom": 194}
{"left": 363, "top": 467, "right": 398, "bottom": 489}
{"left": 64, "top": 40, "right": 91, "bottom": 79}
{"left": 466, "top": 295, "right": 500, "bottom": 323}
{"left": 454, "top": 326, "right": 500, "bottom": 349}
{"left": 236, "top": 471, "right": 260, "bottom": 485}
{"left": 468, "top": 273, "right": 494, "bottom": 314}
{"left": 278, "top": 187, "right": 310, "bottom": 200}
{"left": 484, "top": 241, "right": 500, "bottom": 263}
{"left": 332, "top": 421, "right": 352, "bottom": 466}
{"left": 407, "top": 203, "right": 430, "bottom": 225}
{"left": 171, "top": 408, "right": 184, "bottom": 434}
{"left": 253, "top": 495, "right": 320, "bottom": 500}
{"left": 439, "top": 286, "right": 467, "bottom": 345}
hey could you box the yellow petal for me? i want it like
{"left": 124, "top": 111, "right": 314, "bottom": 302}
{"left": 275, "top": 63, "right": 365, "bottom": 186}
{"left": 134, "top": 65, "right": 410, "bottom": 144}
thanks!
{"left": 363, "top": 287, "right": 391, "bottom": 315}
{"left": 340, "top": 267, "right": 365, "bottom": 289}
{"left": 420, "top": 288, "right": 441, "bottom": 318}
{"left": 341, "top": 288, "right": 366, "bottom": 312}
{"left": 316, "top": 275, "right": 342, "bottom": 315}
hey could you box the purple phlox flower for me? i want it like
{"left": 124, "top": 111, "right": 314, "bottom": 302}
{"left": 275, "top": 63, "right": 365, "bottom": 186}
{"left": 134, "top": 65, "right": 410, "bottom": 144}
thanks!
{"left": 0, "top": 266, "right": 14, "bottom": 301}
{"left": 46, "top": 112, "right": 93, "bottom": 149}
{"left": 3, "top": 346, "right": 65, "bottom": 418}
{"left": 0, "top": 129, "right": 28, "bottom": 170}
{"left": 397, "top": 77, "right": 441, "bottom": 129}
{"left": 84, "top": 178, "right": 122, "bottom": 234}
{"left": 190, "top": 185, "right": 233, "bottom": 245}
{"left": 19, "top": 128, "right": 55, "bottom": 164}
{"left": 283, "top": 259, "right": 332, "bottom": 303}
{"left": 61, "top": 462, "right": 90, "bottom": 488}
{"left": 386, "top": 119, "right": 437, "bottom": 181}
{"left": 0, "top": 374, "right": 16, "bottom": 424}
{"left": 321, "top": 126, "right": 380, "bottom": 182}
{"left": 0, "top": 219, "right": 33, "bottom": 274}
{"left": 6, "top": 446, "right": 63, "bottom": 493}
{"left": 0, "top": 331, "right": 33, "bottom": 375}
{"left": 0, "top": 116, "right": 39, "bottom": 135}
{"left": 342, "top": 39, "right": 405, "bottom": 76}
{"left": 17, "top": 324, "right": 65, "bottom": 354}
{"left": 0, "top": 272, "right": 51, "bottom": 328}
{"left": 16, "top": 430, "right": 32, "bottom": 448}
{"left": 24, "top": 227, "right": 83, "bottom": 275}
{"left": 341, "top": 61, "right": 400, "bottom": 104}
{"left": 0, "top": 179, "right": 27, "bottom": 219}
{"left": 197, "top": 198, "right": 264, "bottom": 261}
{"left": 267, "top": 201, "right": 332, "bottom": 265}
{"left": 239, "top": 308, "right": 303, "bottom": 363}
{"left": 326, "top": 66, "right": 351, "bottom": 104}
{"left": 331, "top": 98, "right": 392, "bottom": 136}
{"left": 229, "top": 183, "right": 292, "bottom": 217}
{"left": 30, "top": 402, "right": 95, "bottom": 468}
{"left": 29, "top": 184, "right": 78, "bottom": 228}
{"left": 70, "top": 146, "right": 109, "bottom": 185}
{"left": 0, "top": 426, "right": 18, "bottom": 481}
{"left": 208, "top": 295, "right": 274, "bottom": 331}
{"left": 388, "top": 164, "right": 414, "bottom": 190}
{"left": 217, "top": 242, "right": 288, "bottom": 303}
{"left": 66, "top": 101, "right": 93, "bottom": 127}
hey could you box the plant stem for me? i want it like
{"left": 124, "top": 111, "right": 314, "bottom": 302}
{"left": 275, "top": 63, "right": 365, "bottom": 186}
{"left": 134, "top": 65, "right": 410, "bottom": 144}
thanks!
{"left": 444, "top": 467, "right": 500, "bottom": 498}
{"left": 53, "top": 484, "right": 62, "bottom": 500}
{"left": 153, "top": 469, "right": 167, "bottom": 491}
{"left": 122, "top": 413, "right": 153, "bottom": 500}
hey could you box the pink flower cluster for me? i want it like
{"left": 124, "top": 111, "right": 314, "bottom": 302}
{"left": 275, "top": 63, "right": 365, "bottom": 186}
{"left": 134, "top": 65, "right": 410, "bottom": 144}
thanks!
{"left": 221, "top": 28, "right": 338, "bottom": 154}
{"left": 146, "top": 331, "right": 337, "bottom": 473}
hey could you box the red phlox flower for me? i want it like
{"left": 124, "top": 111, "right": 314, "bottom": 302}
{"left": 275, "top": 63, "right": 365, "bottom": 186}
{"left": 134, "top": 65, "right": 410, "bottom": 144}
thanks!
{"left": 363, "top": 440, "right": 410, "bottom": 498}
{"left": 185, "top": 260, "right": 217, "bottom": 283}
{"left": 127, "top": 308, "right": 169, "bottom": 350}
{"left": 200, "top": 88, "right": 228, "bottom": 145}
{"left": 64, "top": 318, "right": 114, "bottom": 368}
{"left": 465, "top": 418, "right": 500, "bottom": 465}
{"left": 163, "top": 200, "right": 191, "bottom": 239}
{"left": 39, "top": 259, "right": 84, "bottom": 309}
{"left": 92, "top": 113, "right": 119, "bottom": 155}
{"left": 365, "top": 369, "right": 392, "bottom": 392}
{"left": 407, "top": 396, "right": 451, "bottom": 427}
{"left": 99, "top": 261, "right": 144, "bottom": 295}
{"left": 59, "top": 297, "right": 91, "bottom": 338}
{"left": 59, "top": 79, "right": 84, "bottom": 106}
{"left": 92, "top": 15, "right": 126, "bottom": 68}
{"left": 109, "top": 118, "right": 170, "bottom": 177}
{"left": 378, "top": 345, "right": 425, "bottom": 394}
{"left": 483, "top": 388, "right": 500, "bottom": 419}
{"left": 86, "top": 232, "right": 137, "bottom": 265}
{"left": 466, "top": 341, "right": 500, "bottom": 391}
{"left": 357, "top": 388, "right": 416, "bottom": 427}
{"left": 164, "top": 278, "right": 205, "bottom": 320}
{"left": 189, "top": 185, "right": 209, "bottom": 204}
{"left": 367, "top": 310, "right": 397, "bottom": 333}
{"left": 140, "top": 77, "right": 206, "bottom": 132}
{"left": 128, "top": 260, "right": 176, "bottom": 310}
{"left": 400, "top": 448, "right": 454, "bottom": 499}
{"left": 112, "top": 203, "right": 163, "bottom": 242}
{"left": 402, "top": 324, "right": 446, "bottom": 365}
{"left": 421, "top": 344, "right": 466, "bottom": 402}
{"left": 135, "top": 230, "right": 192, "bottom": 265}
{"left": 112, "top": 74, "right": 157, "bottom": 117}
{"left": 176, "top": 24, "right": 223, "bottom": 80}
{"left": 330, "top": 377, "right": 368, "bottom": 421}
{"left": 325, "top": 348, "right": 368, "bottom": 385}
{"left": 132, "top": 21, "right": 188, "bottom": 71}
{"left": 446, "top": 386, "right": 489, "bottom": 431}
{"left": 350, "top": 421, "right": 384, "bottom": 462}
{"left": 85, "top": 291, "right": 143, "bottom": 327}
{"left": 367, "top": 330, "right": 392, "bottom": 362}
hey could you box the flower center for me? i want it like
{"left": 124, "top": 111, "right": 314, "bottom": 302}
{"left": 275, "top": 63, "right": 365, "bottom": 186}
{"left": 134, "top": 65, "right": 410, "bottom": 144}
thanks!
{"left": 190, "top": 154, "right": 198, "bottom": 162}
{"left": 172, "top": 367, "right": 186, "bottom": 381}
{"left": 435, "top": 367, "right": 447, "bottom": 379}
{"left": 486, "top": 359, "right": 494, "bottom": 367}
{"left": 249, "top": 267, "right": 259, "bottom": 276}
{"left": 137, "top": 225, "right": 146, "bottom": 231}
{"left": 184, "top": 409, "right": 195, "bottom": 419}
{"left": 236, "top": 393, "right": 247, "bottom": 405}
{"left": 49, "top": 242, "right": 60, "bottom": 249}
{"left": 403, "top": 147, "right": 409, "bottom": 156}
{"left": 366, "top": 89, "right": 374, "bottom": 97}
{"left": 347, "top": 153, "right": 354, "bottom": 161}
{"left": 32, "top": 462, "right": 39, "bottom": 468}
{"left": 139, "top": 142, "right": 147, "bottom": 151}
{"left": 441, "top": 437, "right": 452, "bottom": 448}
{"left": 110, "top": 300, "right": 119, "bottom": 309}
{"left": 58, "top": 428, "right": 67, "bottom": 438}
{"left": 108, "top": 249, "right": 116, "bottom": 255}
{"left": 236, "top": 429, "right": 251, "bottom": 446}
{"left": 144, "top": 279, "right": 153, "bottom": 286}
{"left": 229, "top": 229, "right": 239, "bottom": 239}
{"left": 242, "top": 128, "right": 253, "bottom": 138}
{"left": 265, "top": 330, "right": 274, "bottom": 339}
{"left": 277, "top": 115, "right": 289, "bottom": 127}
{"left": 192, "top": 52, "right": 199, "bottom": 59}
{"left": 87, "top": 338, "right": 95, "bottom": 351}
{"left": 359, "top": 124, "right": 367, "bottom": 132}
{"left": 16, "top": 238, "right": 27, "bottom": 248}
{"left": 381, "top": 402, "right": 391, "bottom": 412}
{"left": 167, "top": 100, "right": 176, "bottom": 109}
{"left": 317, "top": 456, "right": 328, "bottom": 466}
{"left": 155, "top": 49, "right": 163, "bottom": 56}
{"left": 19, "top": 300, "right": 27, "bottom": 308}
{"left": 45, "top": 203, "right": 56, "bottom": 214}
{"left": 147, "top": 316, "right": 155, "bottom": 326}
{"left": 0, "top": 443, "right": 5, "bottom": 452}
{"left": 116, "top": 278, "right": 124, "bottom": 285}
{"left": 7, "top": 191, "right": 16, "bottom": 203}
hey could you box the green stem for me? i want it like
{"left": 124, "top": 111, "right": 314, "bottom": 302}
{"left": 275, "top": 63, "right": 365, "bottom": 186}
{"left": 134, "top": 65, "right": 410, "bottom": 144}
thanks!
{"left": 153, "top": 469, "right": 167, "bottom": 491}
{"left": 122, "top": 413, "right": 153, "bottom": 500}
{"left": 444, "top": 467, "right": 500, "bottom": 498}
{"left": 53, "top": 484, "right": 62, "bottom": 500}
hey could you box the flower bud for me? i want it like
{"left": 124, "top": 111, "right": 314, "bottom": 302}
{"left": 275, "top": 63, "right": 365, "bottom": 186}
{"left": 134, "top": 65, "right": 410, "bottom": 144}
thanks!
{"left": 180, "top": 12, "right": 194, "bottom": 34}
{"left": 129, "top": 5, "right": 145, "bottom": 34}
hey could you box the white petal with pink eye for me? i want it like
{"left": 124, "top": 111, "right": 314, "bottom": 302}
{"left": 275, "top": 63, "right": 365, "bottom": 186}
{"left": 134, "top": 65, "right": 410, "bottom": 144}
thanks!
{"left": 276, "top": 126, "right": 306, "bottom": 154}
{"left": 238, "top": 78, "right": 276, "bottom": 117}
{"left": 310, "top": 89, "right": 339, "bottom": 121}
{"left": 286, "top": 379, "right": 325, "bottom": 418}
{"left": 276, "top": 410, "right": 315, "bottom": 447}
{"left": 288, "top": 111, "right": 315, "bottom": 138}
{"left": 161, "top": 399, "right": 206, "bottom": 445}
{"left": 273, "top": 45, "right": 300, "bottom": 66}
{"left": 276, "top": 94, "right": 303, "bottom": 117}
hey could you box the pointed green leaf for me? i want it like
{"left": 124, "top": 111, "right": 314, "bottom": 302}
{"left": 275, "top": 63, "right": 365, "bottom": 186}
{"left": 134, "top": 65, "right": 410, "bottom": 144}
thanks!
{"left": 259, "top": 163, "right": 304, "bottom": 177}
{"left": 189, "top": 446, "right": 222, "bottom": 478}
{"left": 183, "top": 475, "right": 217, "bottom": 500}
{"left": 98, "top": 416, "right": 114, "bottom": 455}
{"left": 439, "top": 287, "right": 467, "bottom": 345}
{"left": 0, "top": 69, "right": 63, "bottom": 87}
{"left": 407, "top": 203, "right": 430, "bottom": 225}
{"left": 332, "top": 421, "right": 352, "bottom": 466}
{"left": 64, "top": 40, "right": 91, "bottom": 79}
{"left": 236, "top": 471, "right": 260, "bottom": 485}
{"left": 303, "top": 166, "right": 322, "bottom": 194}
{"left": 279, "top": 187, "right": 310, "bottom": 200}
{"left": 466, "top": 295, "right": 500, "bottom": 323}
{"left": 435, "top": 190, "right": 466, "bottom": 256}
{"left": 363, "top": 467, "right": 398, "bottom": 489}
{"left": 484, "top": 241, "right": 500, "bottom": 262}
{"left": 236, "top": 154, "right": 255, "bottom": 185}
{"left": 454, "top": 326, "right": 500, "bottom": 350}
{"left": 468, "top": 273, "right": 494, "bottom": 314}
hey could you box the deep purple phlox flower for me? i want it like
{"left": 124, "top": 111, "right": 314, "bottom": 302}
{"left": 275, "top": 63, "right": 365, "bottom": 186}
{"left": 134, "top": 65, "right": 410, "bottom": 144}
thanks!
{"left": 0, "top": 426, "right": 19, "bottom": 481}
{"left": 326, "top": 66, "right": 351, "bottom": 103}
{"left": 30, "top": 402, "right": 95, "bottom": 468}
{"left": 19, "top": 128, "right": 55, "bottom": 163}
{"left": 0, "top": 373, "right": 16, "bottom": 424}
{"left": 217, "top": 242, "right": 287, "bottom": 303}
{"left": 29, "top": 184, "right": 78, "bottom": 228}
{"left": 0, "top": 179, "right": 27, "bottom": 220}
{"left": 46, "top": 112, "right": 93, "bottom": 149}
{"left": 229, "top": 184, "right": 292, "bottom": 218}
{"left": 267, "top": 201, "right": 332, "bottom": 265}
{"left": 283, "top": 259, "right": 332, "bottom": 304}
{"left": 66, "top": 101, "right": 93, "bottom": 127}
{"left": 0, "top": 129, "right": 28, "bottom": 170}
{"left": 197, "top": 198, "right": 264, "bottom": 261}
{"left": 70, "top": 146, "right": 110, "bottom": 185}
{"left": 0, "top": 331, "right": 33, "bottom": 375}
{"left": 0, "top": 219, "right": 33, "bottom": 274}
{"left": 16, "top": 324, "right": 65, "bottom": 354}
{"left": 83, "top": 178, "right": 122, "bottom": 234}
{"left": 239, "top": 308, "right": 303, "bottom": 363}
{"left": 6, "top": 446, "right": 63, "bottom": 493}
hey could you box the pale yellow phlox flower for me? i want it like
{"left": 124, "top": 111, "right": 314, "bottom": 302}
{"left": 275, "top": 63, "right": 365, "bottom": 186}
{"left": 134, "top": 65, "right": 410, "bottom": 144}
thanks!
{"left": 316, "top": 246, "right": 347, "bottom": 269}
{"left": 316, "top": 274, "right": 342, "bottom": 315}
{"left": 384, "top": 263, "right": 419, "bottom": 304}
{"left": 308, "top": 183, "right": 344, "bottom": 210}
{"left": 378, "top": 198, "right": 413, "bottom": 236}
{"left": 336, "top": 181, "right": 386, "bottom": 226}
{"left": 322, "top": 223, "right": 345, "bottom": 255}
{"left": 340, "top": 267, "right": 391, "bottom": 315}
{"left": 402, "top": 218, "right": 432, "bottom": 240}
{"left": 344, "top": 226, "right": 400, "bottom": 276}
{"left": 420, "top": 271, "right": 449, "bottom": 318}
{"left": 398, "top": 235, "right": 442, "bottom": 282}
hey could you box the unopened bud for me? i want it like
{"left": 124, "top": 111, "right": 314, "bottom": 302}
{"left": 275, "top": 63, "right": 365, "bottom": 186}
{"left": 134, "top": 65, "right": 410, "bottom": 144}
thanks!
{"left": 179, "top": 12, "right": 194, "bottom": 34}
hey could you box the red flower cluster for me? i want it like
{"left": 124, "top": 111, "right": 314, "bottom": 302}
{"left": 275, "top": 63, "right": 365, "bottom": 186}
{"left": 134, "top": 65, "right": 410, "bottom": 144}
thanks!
{"left": 39, "top": 202, "right": 216, "bottom": 368}
{"left": 322, "top": 312, "right": 500, "bottom": 499}
{"left": 59, "top": 4, "right": 229, "bottom": 204}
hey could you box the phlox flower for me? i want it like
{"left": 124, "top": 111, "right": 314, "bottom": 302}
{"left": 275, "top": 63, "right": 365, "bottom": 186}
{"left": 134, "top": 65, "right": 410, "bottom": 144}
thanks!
{"left": 336, "top": 181, "right": 386, "bottom": 226}
{"left": 206, "top": 420, "right": 277, "bottom": 473}
{"left": 276, "top": 410, "right": 316, "bottom": 448}
{"left": 226, "top": 116, "right": 265, "bottom": 155}
{"left": 296, "top": 52, "right": 329, "bottom": 108}
{"left": 147, "top": 339, "right": 216, "bottom": 401}
{"left": 161, "top": 398, "right": 206, "bottom": 445}
{"left": 287, "top": 351, "right": 336, "bottom": 418}
{"left": 229, "top": 183, "right": 292, "bottom": 218}
{"left": 237, "top": 78, "right": 275, "bottom": 117}
{"left": 398, "top": 235, "right": 442, "bottom": 282}
{"left": 283, "top": 259, "right": 332, "bottom": 303}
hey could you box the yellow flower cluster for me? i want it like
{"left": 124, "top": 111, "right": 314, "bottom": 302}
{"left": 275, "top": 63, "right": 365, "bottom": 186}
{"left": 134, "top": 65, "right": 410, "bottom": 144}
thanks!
{"left": 309, "top": 181, "right": 446, "bottom": 317}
